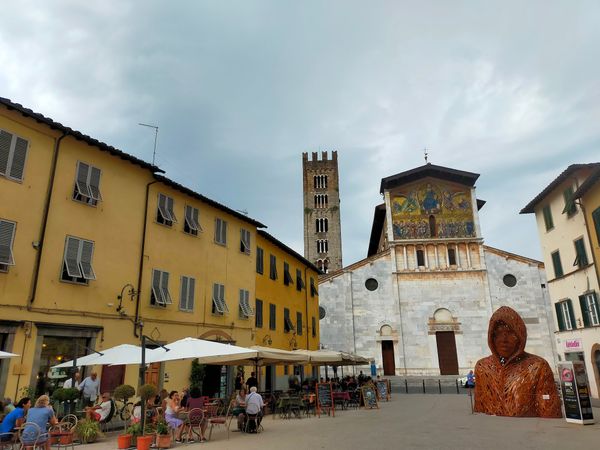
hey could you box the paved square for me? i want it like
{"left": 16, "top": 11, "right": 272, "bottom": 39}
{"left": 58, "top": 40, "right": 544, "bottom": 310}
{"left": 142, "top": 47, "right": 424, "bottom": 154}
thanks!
{"left": 88, "top": 395, "right": 600, "bottom": 450}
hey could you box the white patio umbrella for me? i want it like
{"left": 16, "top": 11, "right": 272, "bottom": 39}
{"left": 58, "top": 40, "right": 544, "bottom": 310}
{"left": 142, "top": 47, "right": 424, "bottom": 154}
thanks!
{"left": 292, "top": 349, "right": 344, "bottom": 364}
{"left": 146, "top": 337, "right": 257, "bottom": 364}
{"left": 51, "top": 344, "right": 144, "bottom": 368}
{"left": 0, "top": 351, "right": 18, "bottom": 359}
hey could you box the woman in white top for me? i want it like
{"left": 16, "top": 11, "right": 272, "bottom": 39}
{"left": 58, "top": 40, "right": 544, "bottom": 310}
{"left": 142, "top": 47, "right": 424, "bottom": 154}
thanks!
{"left": 164, "top": 391, "right": 184, "bottom": 442}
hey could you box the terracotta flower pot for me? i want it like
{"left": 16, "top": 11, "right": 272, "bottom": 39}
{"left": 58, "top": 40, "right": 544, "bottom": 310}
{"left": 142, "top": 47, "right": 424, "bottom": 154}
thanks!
{"left": 156, "top": 434, "right": 171, "bottom": 449}
{"left": 118, "top": 434, "right": 132, "bottom": 449}
{"left": 136, "top": 435, "right": 153, "bottom": 450}
{"left": 59, "top": 433, "right": 73, "bottom": 445}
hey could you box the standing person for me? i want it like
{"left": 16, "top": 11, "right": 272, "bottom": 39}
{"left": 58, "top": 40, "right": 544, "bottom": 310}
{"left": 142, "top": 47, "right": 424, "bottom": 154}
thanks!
{"left": 34, "top": 371, "right": 48, "bottom": 397}
{"left": 79, "top": 372, "right": 100, "bottom": 407}
{"left": 63, "top": 371, "right": 81, "bottom": 389}
{"left": 465, "top": 370, "right": 475, "bottom": 388}
{"left": 164, "top": 391, "right": 184, "bottom": 442}
{"left": 245, "top": 372, "right": 258, "bottom": 390}
{"left": 0, "top": 397, "right": 31, "bottom": 441}
{"left": 244, "top": 387, "right": 264, "bottom": 433}
{"left": 234, "top": 372, "right": 244, "bottom": 393}
{"left": 22, "top": 395, "right": 58, "bottom": 450}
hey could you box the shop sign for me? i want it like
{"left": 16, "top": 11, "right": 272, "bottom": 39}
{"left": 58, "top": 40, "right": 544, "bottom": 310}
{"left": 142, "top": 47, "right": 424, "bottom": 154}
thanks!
{"left": 558, "top": 361, "right": 595, "bottom": 425}
{"left": 564, "top": 338, "right": 582, "bottom": 351}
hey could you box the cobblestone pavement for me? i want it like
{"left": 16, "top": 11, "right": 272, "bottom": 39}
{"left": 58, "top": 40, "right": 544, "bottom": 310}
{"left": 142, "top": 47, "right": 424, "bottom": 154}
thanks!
{"left": 86, "top": 395, "right": 600, "bottom": 450}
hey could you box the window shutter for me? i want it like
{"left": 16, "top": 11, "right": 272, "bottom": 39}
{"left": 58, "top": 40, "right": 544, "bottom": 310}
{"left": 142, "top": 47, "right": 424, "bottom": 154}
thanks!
{"left": 555, "top": 303, "right": 565, "bottom": 331}
{"left": 593, "top": 207, "right": 600, "bottom": 244}
{"left": 255, "top": 299, "right": 263, "bottom": 328}
{"left": 221, "top": 221, "right": 227, "bottom": 244}
{"left": 160, "top": 271, "right": 172, "bottom": 304}
{"left": 152, "top": 270, "right": 163, "bottom": 304}
{"left": 158, "top": 194, "right": 171, "bottom": 221}
{"left": 193, "top": 207, "right": 201, "bottom": 230}
{"left": 64, "top": 237, "right": 83, "bottom": 278}
{"left": 0, "top": 220, "right": 16, "bottom": 265}
{"left": 180, "top": 277, "right": 189, "bottom": 310}
{"left": 187, "top": 277, "right": 195, "bottom": 311}
{"left": 79, "top": 240, "right": 96, "bottom": 280}
{"left": 552, "top": 251, "right": 563, "bottom": 278}
{"left": 76, "top": 162, "right": 91, "bottom": 197}
{"left": 567, "top": 300, "right": 576, "bottom": 329}
{"left": 575, "top": 239, "right": 588, "bottom": 267}
{"left": 297, "top": 312, "right": 303, "bottom": 335}
{"left": 8, "top": 137, "right": 27, "bottom": 181}
{"left": 579, "top": 295, "right": 591, "bottom": 327}
{"left": 166, "top": 196, "right": 177, "bottom": 222}
{"left": 88, "top": 167, "right": 102, "bottom": 200}
{"left": 592, "top": 293, "right": 600, "bottom": 323}
{"left": 0, "top": 130, "right": 11, "bottom": 175}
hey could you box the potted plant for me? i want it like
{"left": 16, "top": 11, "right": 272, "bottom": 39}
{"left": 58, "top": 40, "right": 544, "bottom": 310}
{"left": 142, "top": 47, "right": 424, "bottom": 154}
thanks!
{"left": 127, "top": 422, "right": 143, "bottom": 447}
{"left": 75, "top": 418, "right": 102, "bottom": 444}
{"left": 63, "top": 387, "right": 81, "bottom": 416}
{"left": 114, "top": 384, "right": 136, "bottom": 449}
{"left": 155, "top": 419, "right": 171, "bottom": 449}
{"left": 136, "top": 384, "right": 158, "bottom": 450}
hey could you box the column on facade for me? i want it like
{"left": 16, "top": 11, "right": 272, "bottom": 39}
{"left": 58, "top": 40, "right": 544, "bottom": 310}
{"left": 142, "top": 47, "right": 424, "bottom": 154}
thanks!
{"left": 403, "top": 245, "right": 408, "bottom": 271}
{"left": 424, "top": 245, "right": 429, "bottom": 268}
{"left": 466, "top": 242, "right": 472, "bottom": 269}
{"left": 445, "top": 244, "right": 450, "bottom": 268}
{"left": 434, "top": 245, "right": 439, "bottom": 269}
{"left": 456, "top": 243, "right": 461, "bottom": 267}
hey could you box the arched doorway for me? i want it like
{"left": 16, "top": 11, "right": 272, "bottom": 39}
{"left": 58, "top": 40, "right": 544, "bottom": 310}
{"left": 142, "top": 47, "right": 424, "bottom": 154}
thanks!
{"left": 380, "top": 325, "right": 396, "bottom": 376}
{"left": 433, "top": 309, "right": 459, "bottom": 375}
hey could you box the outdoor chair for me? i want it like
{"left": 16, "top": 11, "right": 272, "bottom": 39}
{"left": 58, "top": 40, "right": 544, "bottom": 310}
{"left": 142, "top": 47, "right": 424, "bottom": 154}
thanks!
{"left": 48, "top": 422, "right": 75, "bottom": 450}
{"left": 184, "top": 408, "right": 205, "bottom": 443}
{"left": 0, "top": 432, "right": 16, "bottom": 450}
{"left": 207, "top": 400, "right": 233, "bottom": 441}
{"left": 244, "top": 414, "right": 262, "bottom": 434}
{"left": 99, "top": 399, "right": 116, "bottom": 432}
{"left": 18, "top": 422, "right": 47, "bottom": 450}
{"left": 347, "top": 390, "right": 360, "bottom": 410}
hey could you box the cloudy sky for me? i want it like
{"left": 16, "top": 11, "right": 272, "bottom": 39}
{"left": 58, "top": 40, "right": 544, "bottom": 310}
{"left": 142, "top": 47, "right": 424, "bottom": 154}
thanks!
{"left": 2, "top": 1, "right": 599, "bottom": 264}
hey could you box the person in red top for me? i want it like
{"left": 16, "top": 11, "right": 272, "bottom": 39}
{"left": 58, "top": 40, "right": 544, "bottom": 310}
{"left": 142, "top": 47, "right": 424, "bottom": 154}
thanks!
{"left": 474, "top": 306, "right": 561, "bottom": 417}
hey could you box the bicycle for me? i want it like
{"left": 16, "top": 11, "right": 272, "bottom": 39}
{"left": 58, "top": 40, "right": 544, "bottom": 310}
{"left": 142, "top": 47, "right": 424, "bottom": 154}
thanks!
{"left": 114, "top": 400, "right": 134, "bottom": 421}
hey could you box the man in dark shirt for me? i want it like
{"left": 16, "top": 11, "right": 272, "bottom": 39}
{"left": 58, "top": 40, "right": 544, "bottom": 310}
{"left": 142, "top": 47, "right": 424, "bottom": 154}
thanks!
{"left": 246, "top": 372, "right": 258, "bottom": 390}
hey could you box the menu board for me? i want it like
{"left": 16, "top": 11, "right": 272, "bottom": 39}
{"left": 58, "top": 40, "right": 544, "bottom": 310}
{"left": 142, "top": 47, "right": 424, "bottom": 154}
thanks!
{"left": 316, "top": 382, "right": 335, "bottom": 417}
{"left": 361, "top": 385, "right": 379, "bottom": 409}
{"left": 376, "top": 380, "right": 390, "bottom": 401}
{"left": 558, "top": 361, "right": 595, "bottom": 424}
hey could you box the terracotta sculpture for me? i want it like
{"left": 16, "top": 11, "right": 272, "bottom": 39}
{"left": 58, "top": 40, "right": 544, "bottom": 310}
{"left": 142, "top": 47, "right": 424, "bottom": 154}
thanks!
{"left": 474, "top": 306, "right": 561, "bottom": 417}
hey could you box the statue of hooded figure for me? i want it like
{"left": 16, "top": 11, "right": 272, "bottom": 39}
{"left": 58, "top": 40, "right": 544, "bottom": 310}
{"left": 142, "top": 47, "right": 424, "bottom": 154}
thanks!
{"left": 474, "top": 306, "right": 561, "bottom": 418}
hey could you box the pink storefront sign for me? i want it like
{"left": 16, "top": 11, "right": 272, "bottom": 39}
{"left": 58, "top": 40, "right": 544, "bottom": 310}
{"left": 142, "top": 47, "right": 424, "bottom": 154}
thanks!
{"left": 565, "top": 339, "right": 582, "bottom": 350}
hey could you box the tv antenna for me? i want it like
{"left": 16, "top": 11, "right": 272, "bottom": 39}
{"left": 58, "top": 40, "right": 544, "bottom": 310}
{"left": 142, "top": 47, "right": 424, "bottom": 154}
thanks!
{"left": 138, "top": 123, "right": 159, "bottom": 165}
{"left": 424, "top": 147, "right": 429, "bottom": 164}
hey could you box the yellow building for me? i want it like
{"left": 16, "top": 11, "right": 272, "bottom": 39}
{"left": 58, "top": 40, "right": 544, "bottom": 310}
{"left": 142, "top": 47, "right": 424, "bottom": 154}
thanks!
{"left": 254, "top": 230, "right": 320, "bottom": 390}
{"left": 0, "top": 97, "right": 318, "bottom": 400}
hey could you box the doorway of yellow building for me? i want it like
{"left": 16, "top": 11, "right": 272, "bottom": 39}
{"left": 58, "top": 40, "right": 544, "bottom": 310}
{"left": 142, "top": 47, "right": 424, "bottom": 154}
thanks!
{"left": 144, "top": 363, "right": 161, "bottom": 387}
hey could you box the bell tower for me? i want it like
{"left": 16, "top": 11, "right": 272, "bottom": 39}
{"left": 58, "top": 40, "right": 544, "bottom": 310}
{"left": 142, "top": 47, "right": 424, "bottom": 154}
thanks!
{"left": 302, "top": 151, "right": 343, "bottom": 273}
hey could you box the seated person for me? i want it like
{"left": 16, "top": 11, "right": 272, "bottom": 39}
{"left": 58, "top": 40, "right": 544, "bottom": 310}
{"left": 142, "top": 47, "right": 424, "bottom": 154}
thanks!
{"left": 0, "top": 397, "right": 31, "bottom": 442}
{"left": 244, "top": 387, "right": 264, "bottom": 433}
{"left": 132, "top": 398, "right": 157, "bottom": 424}
{"left": 22, "top": 395, "right": 58, "bottom": 450}
{"left": 233, "top": 388, "right": 247, "bottom": 430}
{"left": 85, "top": 392, "right": 112, "bottom": 422}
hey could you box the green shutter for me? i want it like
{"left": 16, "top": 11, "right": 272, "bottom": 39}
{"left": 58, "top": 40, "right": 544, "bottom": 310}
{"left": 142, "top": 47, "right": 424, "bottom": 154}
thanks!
{"left": 552, "top": 251, "right": 564, "bottom": 278}
{"left": 562, "top": 187, "right": 576, "bottom": 216}
{"left": 567, "top": 299, "right": 577, "bottom": 329}
{"left": 579, "top": 295, "right": 591, "bottom": 327}
{"left": 574, "top": 239, "right": 588, "bottom": 267}
{"left": 555, "top": 303, "right": 565, "bottom": 331}
{"left": 592, "top": 207, "right": 600, "bottom": 245}
{"left": 543, "top": 205, "right": 554, "bottom": 231}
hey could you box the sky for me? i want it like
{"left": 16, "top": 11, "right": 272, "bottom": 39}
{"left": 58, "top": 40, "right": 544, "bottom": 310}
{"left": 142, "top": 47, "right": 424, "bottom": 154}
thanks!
{"left": 1, "top": 1, "right": 599, "bottom": 265}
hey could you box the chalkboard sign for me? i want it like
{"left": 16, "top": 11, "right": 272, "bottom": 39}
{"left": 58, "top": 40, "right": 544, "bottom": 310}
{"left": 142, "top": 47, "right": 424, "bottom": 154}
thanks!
{"left": 376, "top": 380, "right": 390, "bottom": 401}
{"left": 361, "top": 385, "right": 379, "bottom": 409}
{"left": 316, "top": 382, "right": 335, "bottom": 417}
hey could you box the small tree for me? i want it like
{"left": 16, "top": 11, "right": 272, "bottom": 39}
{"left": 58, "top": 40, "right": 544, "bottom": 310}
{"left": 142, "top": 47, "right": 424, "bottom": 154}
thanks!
{"left": 113, "top": 384, "right": 135, "bottom": 432}
{"left": 189, "top": 359, "right": 205, "bottom": 393}
{"left": 137, "top": 384, "right": 157, "bottom": 435}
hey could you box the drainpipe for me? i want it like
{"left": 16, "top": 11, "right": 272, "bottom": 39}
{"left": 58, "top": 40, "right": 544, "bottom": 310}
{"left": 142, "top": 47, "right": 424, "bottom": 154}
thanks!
{"left": 134, "top": 181, "right": 157, "bottom": 337}
{"left": 29, "top": 132, "right": 68, "bottom": 306}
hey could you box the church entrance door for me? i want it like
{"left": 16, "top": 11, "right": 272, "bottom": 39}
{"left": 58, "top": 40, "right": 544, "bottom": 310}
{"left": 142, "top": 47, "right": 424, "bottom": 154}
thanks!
{"left": 436, "top": 331, "right": 459, "bottom": 375}
{"left": 381, "top": 341, "right": 395, "bottom": 375}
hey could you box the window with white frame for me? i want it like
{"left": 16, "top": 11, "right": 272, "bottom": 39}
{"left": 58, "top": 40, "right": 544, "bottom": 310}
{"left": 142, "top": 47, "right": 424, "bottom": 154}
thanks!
{"left": 73, "top": 162, "right": 102, "bottom": 206}
{"left": 151, "top": 269, "right": 172, "bottom": 306}
{"left": 315, "top": 218, "right": 328, "bottom": 233}
{"left": 215, "top": 218, "right": 227, "bottom": 245}
{"left": 316, "top": 239, "right": 328, "bottom": 253}
{"left": 156, "top": 193, "right": 177, "bottom": 226}
{"left": 61, "top": 236, "right": 96, "bottom": 284}
{"left": 314, "top": 194, "right": 328, "bottom": 208}
{"left": 212, "top": 283, "right": 229, "bottom": 315}
{"left": 0, "top": 219, "right": 17, "bottom": 272}
{"left": 555, "top": 300, "right": 575, "bottom": 331}
{"left": 239, "top": 289, "right": 254, "bottom": 318}
{"left": 240, "top": 228, "right": 251, "bottom": 254}
{"left": 184, "top": 205, "right": 201, "bottom": 235}
{"left": 179, "top": 276, "right": 195, "bottom": 311}
{"left": 0, "top": 129, "right": 28, "bottom": 182}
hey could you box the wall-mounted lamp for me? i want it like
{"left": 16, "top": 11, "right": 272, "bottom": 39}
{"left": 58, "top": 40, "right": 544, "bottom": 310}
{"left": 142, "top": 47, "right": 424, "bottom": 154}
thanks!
{"left": 289, "top": 336, "right": 298, "bottom": 350}
{"left": 262, "top": 335, "right": 273, "bottom": 346}
{"left": 117, "top": 283, "right": 138, "bottom": 315}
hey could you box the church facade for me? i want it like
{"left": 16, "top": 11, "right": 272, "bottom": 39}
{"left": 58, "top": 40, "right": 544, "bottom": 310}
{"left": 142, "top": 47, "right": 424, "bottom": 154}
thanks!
{"left": 319, "top": 164, "right": 557, "bottom": 376}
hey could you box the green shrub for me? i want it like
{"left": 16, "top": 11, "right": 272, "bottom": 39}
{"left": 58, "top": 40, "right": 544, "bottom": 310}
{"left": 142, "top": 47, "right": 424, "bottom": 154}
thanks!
{"left": 75, "top": 419, "right": 102, "bottom": 444}
{"left": 138, "top": 384, "right": 157, "bottom": 401}
{"left": 113, "top": 384, "right": 135, "bottom": 402}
